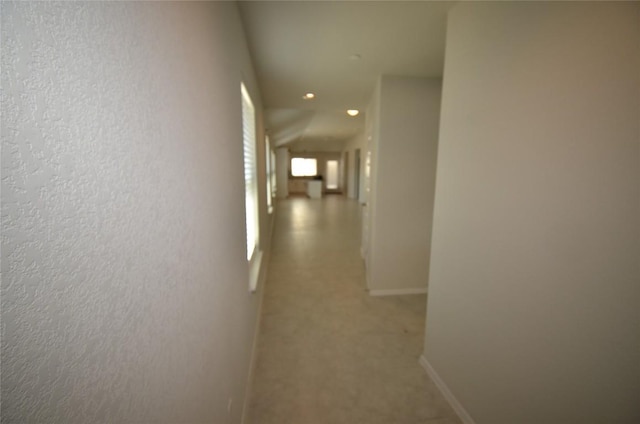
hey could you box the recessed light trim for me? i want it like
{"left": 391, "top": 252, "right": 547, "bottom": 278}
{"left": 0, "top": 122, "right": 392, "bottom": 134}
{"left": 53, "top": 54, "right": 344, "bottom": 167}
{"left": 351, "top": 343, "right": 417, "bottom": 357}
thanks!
{"left": 347, "top": 109, "right": 359, "bottom": 116}
{"left": 303, "top": 93, "right": 315, "bottom": 100}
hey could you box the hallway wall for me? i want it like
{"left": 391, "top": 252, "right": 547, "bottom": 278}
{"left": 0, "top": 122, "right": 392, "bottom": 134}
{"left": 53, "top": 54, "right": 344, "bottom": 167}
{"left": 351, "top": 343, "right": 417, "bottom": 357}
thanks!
{"left": 275, "top": 147, "right": 289, "bottom": 199}
{"left": 424, "top": 2, "right": 640, "bottom": 423}
{"left": 1, "top": 2, "right": 267, "bottom": 423}
{"left": 366, "top": 76, "right": 441, "bottom": 294}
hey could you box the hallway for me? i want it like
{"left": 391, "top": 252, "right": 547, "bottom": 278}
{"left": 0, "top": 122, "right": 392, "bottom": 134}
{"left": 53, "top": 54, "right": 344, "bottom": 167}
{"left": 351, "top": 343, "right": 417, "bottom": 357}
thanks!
{"left": 246, "top": 196, "right": 461, "bottom": 424}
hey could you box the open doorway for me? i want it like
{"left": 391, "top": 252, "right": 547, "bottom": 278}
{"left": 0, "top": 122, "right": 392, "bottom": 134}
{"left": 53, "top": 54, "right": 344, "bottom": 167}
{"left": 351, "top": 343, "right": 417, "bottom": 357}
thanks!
{"left": 326, "top": 160, "right": 339, "bottom": 190}
{"left": 343, "top": 151, "right": 349, "bottom": 195}
{"left": 354, "top": 149, "right": 361, "bottom": 200}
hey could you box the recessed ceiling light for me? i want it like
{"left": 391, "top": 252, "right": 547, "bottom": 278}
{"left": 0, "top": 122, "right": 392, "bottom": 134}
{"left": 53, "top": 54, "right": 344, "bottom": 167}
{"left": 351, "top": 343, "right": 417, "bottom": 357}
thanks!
{"left": 347, "top": 109, "right": 359, "bottom": 116}
{"left": 303, "top": 93, "right": 315, "bottom": 100}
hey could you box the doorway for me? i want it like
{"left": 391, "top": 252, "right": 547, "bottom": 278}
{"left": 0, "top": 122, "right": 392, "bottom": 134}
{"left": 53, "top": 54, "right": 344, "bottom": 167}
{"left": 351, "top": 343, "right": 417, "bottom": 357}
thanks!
{"left": 343, "top": 151, "right": 349, "bottom": 195}
{"left": 326, "top": 160, "right": 339, "bottom": 190}
{"left": 354, "top": 149, "right": 361, "bottom": 201}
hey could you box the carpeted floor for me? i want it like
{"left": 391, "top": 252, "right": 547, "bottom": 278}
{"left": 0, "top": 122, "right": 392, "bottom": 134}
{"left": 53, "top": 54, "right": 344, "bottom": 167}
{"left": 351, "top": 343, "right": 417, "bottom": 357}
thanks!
{"left": 246, "top": 196, "right": 462, "bottom": 424}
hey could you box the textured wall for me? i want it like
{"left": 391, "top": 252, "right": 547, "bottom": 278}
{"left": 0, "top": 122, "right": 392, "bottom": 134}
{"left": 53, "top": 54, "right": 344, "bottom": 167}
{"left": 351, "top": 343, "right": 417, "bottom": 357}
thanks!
{"left": 425, "top": 2, "right": 640, "bottom": 423}
{"left": 1, "top": 2, "right": 264, "bottom": 423}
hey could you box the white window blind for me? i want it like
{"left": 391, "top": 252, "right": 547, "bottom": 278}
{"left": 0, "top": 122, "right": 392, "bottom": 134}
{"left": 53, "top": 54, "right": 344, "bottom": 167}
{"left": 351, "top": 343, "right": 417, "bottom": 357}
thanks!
{"left": 265, "top": 136, "right": 273, "bottom": 213}
{"left": 242, "top": 83, "right": 258, "bottom": 261}
{"left": 270, "top": 149, "right": 277, "bottom": 198}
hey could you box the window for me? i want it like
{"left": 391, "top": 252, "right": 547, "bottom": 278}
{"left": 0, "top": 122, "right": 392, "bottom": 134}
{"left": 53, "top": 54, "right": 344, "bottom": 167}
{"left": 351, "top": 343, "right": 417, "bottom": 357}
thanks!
{"left": 270, "top": 149, "right": 277, "bottom": 198}
{"left": 326, "top": 160, "right": 339, "bottom": 189}
{"left": 265, "top": 136, "right": 275, "bottom": 213}
{"left": 291, "top": 158, "right": 317, "bottom": 177}
{"left": 242, "top": 83, "right": 259, "bottom": 261}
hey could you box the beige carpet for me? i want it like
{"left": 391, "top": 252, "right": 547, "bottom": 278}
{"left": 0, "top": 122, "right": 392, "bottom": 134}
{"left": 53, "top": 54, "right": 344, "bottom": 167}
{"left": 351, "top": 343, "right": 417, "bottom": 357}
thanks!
{"left": 246, "top": 196, "right": 462, "bottom": 424}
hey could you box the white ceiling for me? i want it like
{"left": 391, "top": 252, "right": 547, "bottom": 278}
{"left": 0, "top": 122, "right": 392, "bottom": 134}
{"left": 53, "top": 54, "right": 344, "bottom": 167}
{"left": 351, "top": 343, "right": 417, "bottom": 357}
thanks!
{"left": 238, "top": 1, "right": 454, "bottom": 151}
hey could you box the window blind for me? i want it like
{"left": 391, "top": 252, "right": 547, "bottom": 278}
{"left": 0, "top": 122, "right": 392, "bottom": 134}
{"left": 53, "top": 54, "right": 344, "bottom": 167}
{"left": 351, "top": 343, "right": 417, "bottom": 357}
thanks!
{"left": 241, "top": 83, "right": 258, "bottom": 261}
{"left": 265, "top": 136, "right": 273, "bottom": 212}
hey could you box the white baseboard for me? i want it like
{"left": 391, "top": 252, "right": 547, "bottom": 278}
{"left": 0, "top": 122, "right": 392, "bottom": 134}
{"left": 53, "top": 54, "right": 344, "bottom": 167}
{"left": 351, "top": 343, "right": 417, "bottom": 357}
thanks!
{"left": 419, "top": 355, "right": 476, "bottom": 424}
{"left": 368, "top": 287, "right": 427, "bottom": 296}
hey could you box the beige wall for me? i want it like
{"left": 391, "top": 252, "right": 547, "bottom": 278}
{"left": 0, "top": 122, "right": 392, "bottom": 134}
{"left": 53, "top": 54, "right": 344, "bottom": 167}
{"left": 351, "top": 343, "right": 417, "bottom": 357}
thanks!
{"left": 366, "top": 76, "right": 441, "bottom": 293}
{"left": 424, "top": 2, "right": 640, "bottom": 423}
{"left": 1, "top": 2, "right": 270, "bottom": 423}
{"left": 275, "top": 147, "right": 290, "bottom": 198}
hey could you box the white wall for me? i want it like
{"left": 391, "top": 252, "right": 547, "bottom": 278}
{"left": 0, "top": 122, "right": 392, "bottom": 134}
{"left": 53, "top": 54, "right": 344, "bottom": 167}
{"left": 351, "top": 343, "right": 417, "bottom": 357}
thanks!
{"left": 367, "top": 76, "right": 441, "bottom": 293}
{"left": 275, "top": 147, "right": 289, "bottom": 199}
{"left": 361, "top": 91, "right": 381, "bottom": 280}
{"left": 424, "top": 3, "right": 640, "bottom": 423}
{"left": 1, "top": 2, "right": 270, "bottom": 423}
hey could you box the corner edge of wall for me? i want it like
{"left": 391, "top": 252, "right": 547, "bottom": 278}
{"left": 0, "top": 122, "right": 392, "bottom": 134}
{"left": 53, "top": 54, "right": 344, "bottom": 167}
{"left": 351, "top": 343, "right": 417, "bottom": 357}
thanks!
{"left": 419, "top": 354, "right": 477, "bottom": 424}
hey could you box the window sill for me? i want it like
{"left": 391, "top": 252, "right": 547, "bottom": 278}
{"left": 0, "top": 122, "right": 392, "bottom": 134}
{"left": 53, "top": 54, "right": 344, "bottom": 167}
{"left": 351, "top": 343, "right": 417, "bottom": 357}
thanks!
{"left": 248, "top": 249, "right": 263, "bottom": 293}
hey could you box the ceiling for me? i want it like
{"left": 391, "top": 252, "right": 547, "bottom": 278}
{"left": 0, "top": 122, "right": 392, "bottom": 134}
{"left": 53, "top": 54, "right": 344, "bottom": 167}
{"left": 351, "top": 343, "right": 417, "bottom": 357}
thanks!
{"left": 238, "top": 1, "right": 454, "bottom": 152}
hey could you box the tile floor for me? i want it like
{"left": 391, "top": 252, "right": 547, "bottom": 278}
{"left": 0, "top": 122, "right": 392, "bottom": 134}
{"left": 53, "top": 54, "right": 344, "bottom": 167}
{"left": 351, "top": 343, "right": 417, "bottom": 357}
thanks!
{"left": 246, "top": 196, "right": 462, "bottom": 424}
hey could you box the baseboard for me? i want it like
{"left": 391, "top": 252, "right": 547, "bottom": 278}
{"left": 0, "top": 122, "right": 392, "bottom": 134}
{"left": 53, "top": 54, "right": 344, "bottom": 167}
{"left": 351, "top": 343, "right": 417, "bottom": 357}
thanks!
{"left": 419, "top": 355, "right": 476, "bottom": 424}
{"left": 368, "top": 287, "right": 427, "bottom": 296}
